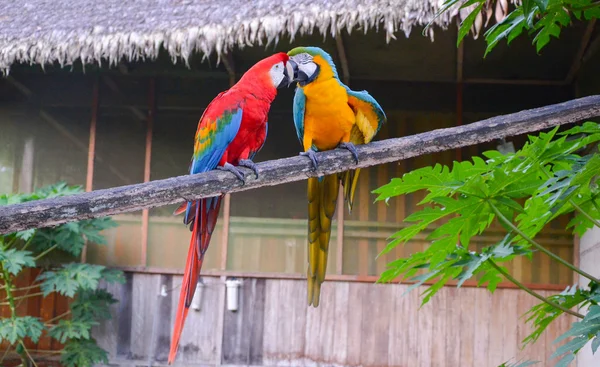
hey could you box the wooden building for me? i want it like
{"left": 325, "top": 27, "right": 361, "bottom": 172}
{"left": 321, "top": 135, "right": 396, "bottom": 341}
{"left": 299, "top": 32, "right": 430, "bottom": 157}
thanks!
{"left": 1, "top": 1, "right": 599, "bottom": 366}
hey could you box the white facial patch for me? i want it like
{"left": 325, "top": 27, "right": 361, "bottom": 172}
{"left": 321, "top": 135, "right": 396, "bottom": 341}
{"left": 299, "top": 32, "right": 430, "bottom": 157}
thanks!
{"left": 269, "top": 61, "right": 286, "bottom": 88}
{"left": 298, "top": 62, "right": 318, "bottom": 79}
{"left": 290, "top": 53, "right": 318, "bottom": 82}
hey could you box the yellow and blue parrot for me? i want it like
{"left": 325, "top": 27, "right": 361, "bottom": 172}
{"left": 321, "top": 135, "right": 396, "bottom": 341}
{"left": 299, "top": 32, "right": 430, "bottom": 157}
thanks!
{"left": 287, "top": 46, "right": 387, "bottom": 307}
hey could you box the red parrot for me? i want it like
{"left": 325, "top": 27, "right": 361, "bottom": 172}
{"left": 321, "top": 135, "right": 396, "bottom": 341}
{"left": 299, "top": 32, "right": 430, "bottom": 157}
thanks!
{"left": 168, "top": 52, "right": 295, "bottom": 364}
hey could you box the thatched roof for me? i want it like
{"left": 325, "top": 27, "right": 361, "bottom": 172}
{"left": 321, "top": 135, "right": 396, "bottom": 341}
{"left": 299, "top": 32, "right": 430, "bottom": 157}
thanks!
{"left": 0, "top": 0, "right": 515, "bottom": 74}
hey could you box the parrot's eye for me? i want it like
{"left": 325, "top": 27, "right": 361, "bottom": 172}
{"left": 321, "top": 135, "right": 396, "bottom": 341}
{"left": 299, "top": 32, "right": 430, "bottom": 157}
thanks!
{"left": 269, "top": 61, "right": 289, "bottom": 89}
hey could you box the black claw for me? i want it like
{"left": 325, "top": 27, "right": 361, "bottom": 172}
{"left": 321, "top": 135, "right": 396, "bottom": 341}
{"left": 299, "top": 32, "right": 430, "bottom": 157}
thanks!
{"left": 338, "top": 142, "right": 359, "bottom": 164}
{"left": 218, "top": 162, "right": 246, "bottom": 184}
{"left": 238, "top": 159, "right": 259, "bottom": 178}
{"left": 300, "top": 150, "right": 319, "bottom": 170}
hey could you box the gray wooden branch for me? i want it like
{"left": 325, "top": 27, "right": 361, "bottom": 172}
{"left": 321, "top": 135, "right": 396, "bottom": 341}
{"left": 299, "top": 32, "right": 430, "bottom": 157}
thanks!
{"left": 1, "top": 95, "right": 600, "bottom": 235}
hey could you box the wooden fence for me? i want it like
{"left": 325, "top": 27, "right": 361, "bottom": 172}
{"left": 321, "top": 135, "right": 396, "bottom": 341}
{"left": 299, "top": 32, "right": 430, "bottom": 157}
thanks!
{"left": 91, "top": 272, "right": 575, "bottom": 367}
{"left": 86, "top": 213, "right": 575, "bottom": 288}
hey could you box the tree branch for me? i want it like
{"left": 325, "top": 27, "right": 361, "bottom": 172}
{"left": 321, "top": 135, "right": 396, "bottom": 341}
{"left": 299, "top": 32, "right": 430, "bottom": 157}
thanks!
{"left": 0, "top": 95, "right": 599, "bottom": 235}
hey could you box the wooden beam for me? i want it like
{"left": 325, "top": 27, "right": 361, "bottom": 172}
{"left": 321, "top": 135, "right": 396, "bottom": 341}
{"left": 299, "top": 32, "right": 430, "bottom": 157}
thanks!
{"left": 219, "top": 52, "right": 236, "bottom": 271}
{"left": 81, "top": 77, "right": 99, "bottom": 263}
{"left": 335, "top": 32, "right": 350, "bottom": 275}
{"left": 0, "top": 95, "right": 599, "bottom": 234}
{"left": 463, "top": 77, "right": 567, "bottom": 86}
{"left": 9, "top": 64, "right": 575, "bottom": 87}
{"left": 565, "top": 19, "right": 597, "bottom": 84}
{"left": 113, "top": 266, "right": 571, "bottom": 292}
{"left": 140, "top": 78, "right": 156, "bottom": 267}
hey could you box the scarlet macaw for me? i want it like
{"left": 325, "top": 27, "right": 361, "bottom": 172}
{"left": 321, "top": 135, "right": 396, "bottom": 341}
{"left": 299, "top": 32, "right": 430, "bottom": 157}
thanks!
{"left": 287, "top": 46, "right": 387, "bottom": 307}
{"left": 168, "top": 53, "right": 295, "bottom": 363}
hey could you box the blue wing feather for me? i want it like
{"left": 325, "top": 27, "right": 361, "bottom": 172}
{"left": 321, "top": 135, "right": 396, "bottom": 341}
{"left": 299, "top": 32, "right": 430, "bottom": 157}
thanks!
{"left": 292, "top": 86, "right": 306, "bottom": 146}
{"left": 185, "top": 107, "right": 243, "bottom": 223}
{"left": 190, "top": 107, "right": 243, "bottom": 174}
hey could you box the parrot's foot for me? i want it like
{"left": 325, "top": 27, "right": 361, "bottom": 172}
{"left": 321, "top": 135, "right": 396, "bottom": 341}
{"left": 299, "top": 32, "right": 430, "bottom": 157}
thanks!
{"left": 338, "top": 142, "right": 359, "bottom": 164}
{"left": 238, "top": 159, "right": 259, "bottom": 178}
{"left": 218, "top": 162, "right": 245, "bottom": 184}
{"left": 300, "top": 150, "right": 319, "bottom": 170}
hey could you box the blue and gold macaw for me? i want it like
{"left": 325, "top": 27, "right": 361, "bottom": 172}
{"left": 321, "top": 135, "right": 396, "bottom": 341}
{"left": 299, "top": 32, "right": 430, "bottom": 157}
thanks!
{"left": 287, "top": 46, "right": 387, "bottom": 307}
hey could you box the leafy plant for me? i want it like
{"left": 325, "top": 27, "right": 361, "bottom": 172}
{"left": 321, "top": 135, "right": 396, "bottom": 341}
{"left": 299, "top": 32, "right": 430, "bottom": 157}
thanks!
{"left": 0, "top": 182, "right": 123, "bottom": 367}
{"left": 428, "top": 0, "right": 600, "bottom": 55}
{"left": 374, "top": 122, "right": 600, "bottom": 366}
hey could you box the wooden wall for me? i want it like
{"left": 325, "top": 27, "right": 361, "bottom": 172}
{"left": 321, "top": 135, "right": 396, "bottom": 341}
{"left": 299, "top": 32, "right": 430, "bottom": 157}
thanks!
{"left": 0, "top": 268, "right": 69, "bottom": 366}
{"left": 84, "top": 110, "right": 575, "bottom": 287}
{"left": 92, "top": 272, "right": 574, "bottom": 367}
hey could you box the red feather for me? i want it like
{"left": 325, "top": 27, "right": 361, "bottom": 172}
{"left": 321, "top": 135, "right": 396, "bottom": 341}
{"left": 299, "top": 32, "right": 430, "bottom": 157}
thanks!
{"left": 168, "top": 52, "right": 289, "bottom": 364}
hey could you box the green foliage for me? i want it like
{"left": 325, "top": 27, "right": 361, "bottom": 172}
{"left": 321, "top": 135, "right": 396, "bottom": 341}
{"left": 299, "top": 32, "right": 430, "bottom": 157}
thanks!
{"left": 498, "top": 359, "right": 539, "bottom": 367}
{"left": 432, "top": 0, "right": 600, "bottom": 55}
{"left": 61, "top": 338, "right": 109, "bottom": 367}
{"left": 375, "top": 122, "right": 600, "bottom": 366}
{"left": 0, "top": 316, "right": 44, "bottom": 344}
{"left": 71, "top": 289, "right": 119, "bottom": 321}
{"left": 0, "top": 248, "right": 35, "bottom": 275}
{"left": 40, "top": 263, "right": 106, "bottom": 297}
{"left": 0, "top": 182, "right": 123, "bottom": 367}
{"left": 549, "top": 292, "right": 600, "bottom": 365}
{"left": 49, "top": 320, "right": 96, "bottom": 344}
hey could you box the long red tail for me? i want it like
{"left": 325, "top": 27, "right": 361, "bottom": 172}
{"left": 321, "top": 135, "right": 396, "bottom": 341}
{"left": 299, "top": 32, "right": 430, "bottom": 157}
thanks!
{"left": 168, "top": 196, "right": 222, "bottom": 364}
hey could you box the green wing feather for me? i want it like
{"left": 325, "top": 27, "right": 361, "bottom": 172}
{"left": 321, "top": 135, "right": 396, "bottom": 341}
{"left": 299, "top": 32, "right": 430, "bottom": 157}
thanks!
{"left": 307, "top": 174, "right": 339, "bottom": 307}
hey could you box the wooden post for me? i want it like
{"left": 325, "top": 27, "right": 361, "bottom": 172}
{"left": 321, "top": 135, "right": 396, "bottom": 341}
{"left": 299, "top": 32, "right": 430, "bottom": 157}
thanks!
{"left": 18, "top": 137, "right": 34, "bottom": 194}
{"left": 140, "top": 78, "right": 156, "bottom": 267}
{"left": 81, "top": 77, "right": 99, "bottom": 263}
{"left": 565, "top": 19, "right": 597, "bottom": 85}
{"left": 455, "top": 39, "right": 464, "bottom": 162}
{"left": 86, "top": 78, "right": 99, "bottom": 193}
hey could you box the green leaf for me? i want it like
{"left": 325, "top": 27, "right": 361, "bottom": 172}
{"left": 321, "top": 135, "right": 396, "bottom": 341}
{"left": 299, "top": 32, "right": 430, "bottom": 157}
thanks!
{"left": 71, "top": 289, "right": 118, "bottom": 321}
{"left": 456, "top": 253, "right": 491, "bottom": 287}
{"left": 554, "top": 353, "right": 575, "bottom": 367}
{"left": 484, "top": 11, "right": 526, "bottom": 56}
{"left": 61, "top": 338, "right": 109, "bottom": 367}
{"left": 591, "top": 331, "right": 600, "bottom": 354}
{"left": 49, "top": 320, "right": 95, "bottom": 344}
{"left": 458, "top": 2, "right": 485, "bottom": 46}
{"left": 0, "top": 248, "right": 35, "bottom": 275}
{"left": 532, "top": 6, "right": 571, "bottom": 52}
{"left": 15, "top": 229, "right": 35, "bottom": 241}
{"left": 101, "top": 268, "right": 126, "bottom": 284}
{"left": 498, "top": 359, "right": 539, "bottom": 367}
{"left": 491, "top": 236, "right": 515, "bottom": 259}
{"left": 478, "top": 269, "right": 503, "bottom": 293}
{"left": 0, "top": 316, "right": 44, "bottom": 344}
{"left": 551, "top": 335, "right": 589, "bottom": 359}
{"left": 555, "top": 320, "right": 600, "bottom": 343}
{"left": 39, "top": 263, "right": 106, "bottom": 297}
{"left": 494, "top": 197, "right": 524, "bottom": 213}
{"left": 533, "top": 0, "right": 548, "bottom": 12}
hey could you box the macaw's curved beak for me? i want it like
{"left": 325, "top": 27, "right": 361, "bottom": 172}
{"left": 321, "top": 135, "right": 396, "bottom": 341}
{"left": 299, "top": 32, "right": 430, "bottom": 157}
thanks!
{"left": 284, "top": 59, "right": 298, "bottom": 87}
{"left": 288, "top": 57, "right": 319, "bottom": 86}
